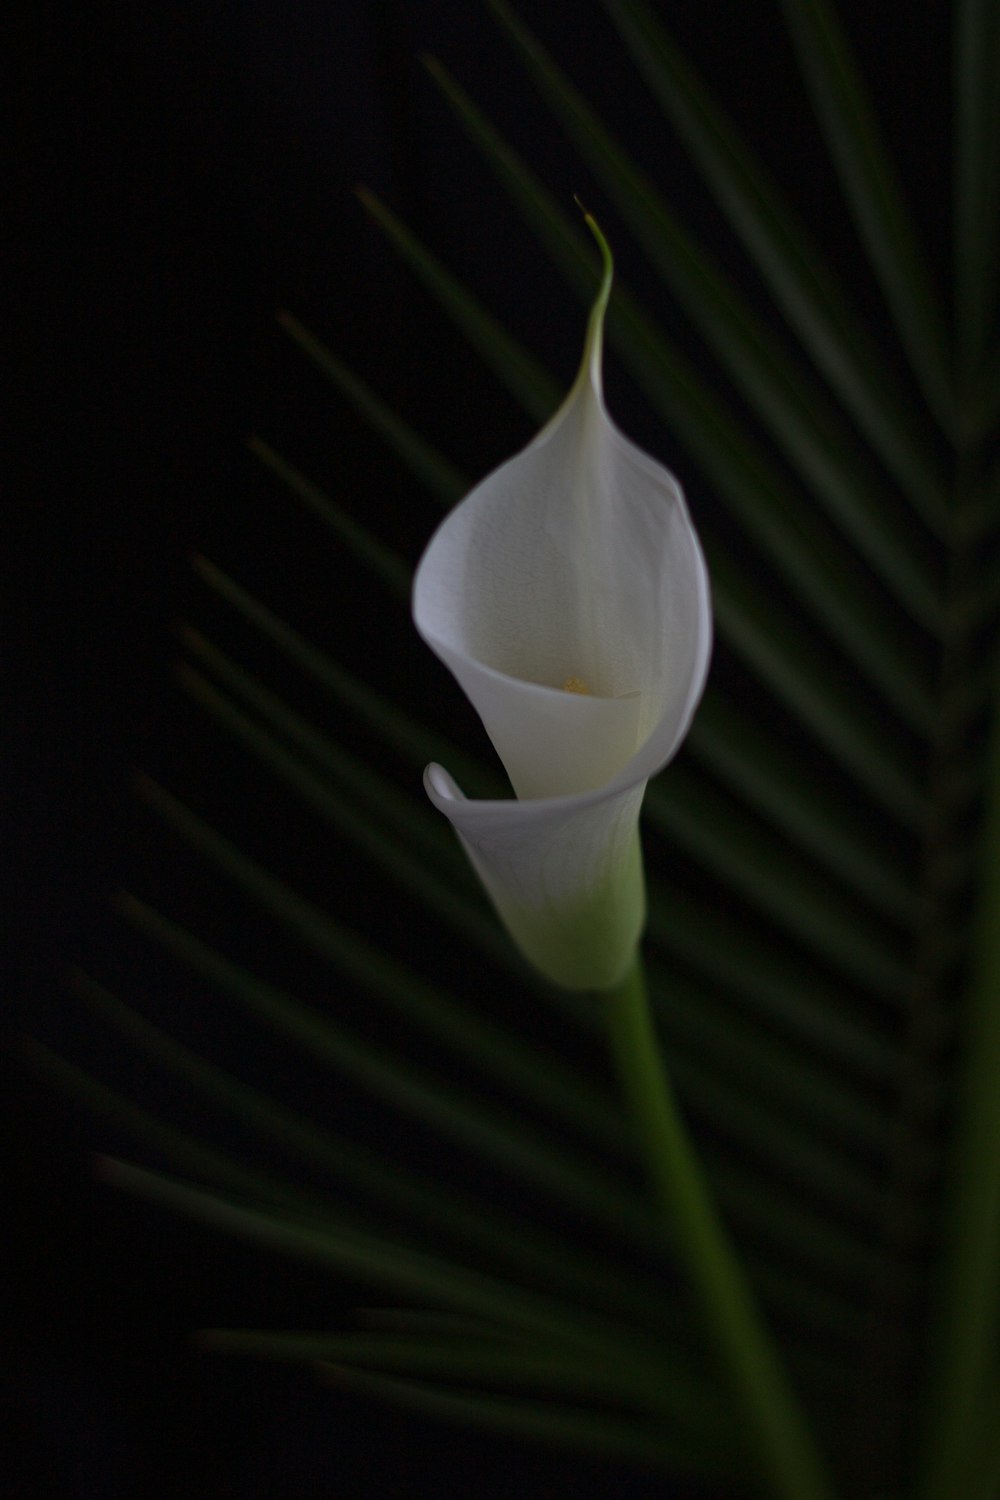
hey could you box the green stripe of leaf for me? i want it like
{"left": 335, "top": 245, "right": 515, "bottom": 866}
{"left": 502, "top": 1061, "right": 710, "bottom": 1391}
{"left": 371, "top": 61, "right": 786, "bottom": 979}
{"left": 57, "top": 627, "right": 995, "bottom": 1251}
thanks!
{"left": 202, "top": 1328, "right": 726, "bottom": 1441}
{"left": 277, "top": 311, "right": 466, "bottom": 503}
{"left": 357, "top": 187, "right": 562, "bottom": 423}
{"left": 777, "top": 0, "right": 954, "bottom": 430}
{"left": 249, "top": 437, "right": 413, "bottom": 593}
{"left": 317, "top": 1362, "right": 727, "bottom": 1475}
{"left": 953, "top": 0, "right": 1000, "bottom": 390}
{"left": 602, "top": 0, "right": 950, "bottom": 527}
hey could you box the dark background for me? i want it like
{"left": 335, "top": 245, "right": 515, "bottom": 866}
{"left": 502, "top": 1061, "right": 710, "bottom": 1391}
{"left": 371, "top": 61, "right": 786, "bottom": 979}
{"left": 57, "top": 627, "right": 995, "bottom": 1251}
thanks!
{"left": 9, "top": 1, "right": 950, "bottom": 1494}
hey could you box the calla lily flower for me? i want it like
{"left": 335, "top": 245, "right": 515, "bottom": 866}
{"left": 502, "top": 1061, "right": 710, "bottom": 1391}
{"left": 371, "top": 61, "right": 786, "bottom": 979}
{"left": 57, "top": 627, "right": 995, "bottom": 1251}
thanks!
{"left": 413, "top": 221, "right": 712, "bottom": 990}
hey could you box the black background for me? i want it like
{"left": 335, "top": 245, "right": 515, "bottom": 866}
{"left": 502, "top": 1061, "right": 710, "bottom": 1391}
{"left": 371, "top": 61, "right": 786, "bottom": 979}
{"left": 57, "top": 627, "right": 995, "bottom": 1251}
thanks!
{"left": 9, "top": 2, "right": 950, "bottom": 1494}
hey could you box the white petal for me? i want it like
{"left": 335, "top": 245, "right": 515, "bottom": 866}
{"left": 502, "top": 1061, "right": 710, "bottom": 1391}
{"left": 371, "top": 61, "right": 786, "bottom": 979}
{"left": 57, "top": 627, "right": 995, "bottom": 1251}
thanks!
{"left": 413, "top": 228, "right": 711, "bottom": 988}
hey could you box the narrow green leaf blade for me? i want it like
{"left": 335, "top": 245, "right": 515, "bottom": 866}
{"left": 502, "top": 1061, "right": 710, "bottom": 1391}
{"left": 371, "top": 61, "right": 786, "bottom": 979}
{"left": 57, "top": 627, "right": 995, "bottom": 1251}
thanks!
{"left": 249, "top": 437, "right": 412, "bottom": 596}
{"left": 777, "top": 0, "right": 954, "bottom": 429}
{"left": 201, "top": 1327, "right": 726, "bottom": 1439}
{"left": 602, "top": 0, "right": 950, "bottom": 527}
{"left": 277, "top": 312, "right": 466, "bottom": 503}
{"left": 357, "top": 187, "right": 562, "bottom": 424}
{"left": 953, "top": 0, "right": 1000, "bottom": 388}
{"left": 317, "top": 1362, "right": 727, "bottom": 1475}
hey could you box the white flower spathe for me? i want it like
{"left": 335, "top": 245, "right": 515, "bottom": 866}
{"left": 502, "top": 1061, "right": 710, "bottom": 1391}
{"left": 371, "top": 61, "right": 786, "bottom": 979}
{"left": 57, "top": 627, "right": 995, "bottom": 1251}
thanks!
{"left": 413, "top": 226, "right": 712, "bottom": 990}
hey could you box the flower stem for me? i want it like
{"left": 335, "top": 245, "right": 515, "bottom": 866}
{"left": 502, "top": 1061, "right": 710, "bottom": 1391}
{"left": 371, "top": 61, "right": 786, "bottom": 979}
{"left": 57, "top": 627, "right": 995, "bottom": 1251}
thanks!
{"left": 605, "top": 955, "right": 837, "bottom": 1500}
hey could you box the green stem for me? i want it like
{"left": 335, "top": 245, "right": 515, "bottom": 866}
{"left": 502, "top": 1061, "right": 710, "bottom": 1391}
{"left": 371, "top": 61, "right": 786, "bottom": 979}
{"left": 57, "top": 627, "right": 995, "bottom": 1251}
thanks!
{"left": 605, "top": 955, "right": 837, "bottom": 1500}
{"left": 919, "top": 659, "right": 1000, "bottom": 1500}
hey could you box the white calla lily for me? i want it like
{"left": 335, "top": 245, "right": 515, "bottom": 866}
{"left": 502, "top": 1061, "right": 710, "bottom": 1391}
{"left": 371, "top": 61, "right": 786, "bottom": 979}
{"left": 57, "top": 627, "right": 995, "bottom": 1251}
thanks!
{"left": 413, "top": 221, "right": 712, "bottom": 990}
